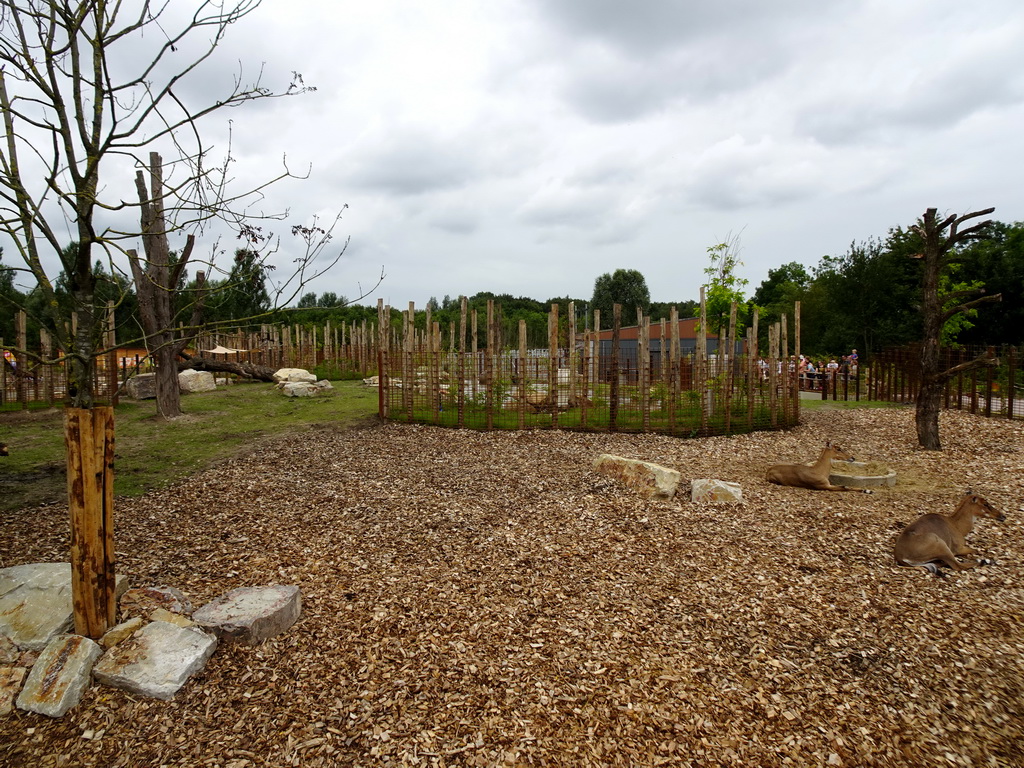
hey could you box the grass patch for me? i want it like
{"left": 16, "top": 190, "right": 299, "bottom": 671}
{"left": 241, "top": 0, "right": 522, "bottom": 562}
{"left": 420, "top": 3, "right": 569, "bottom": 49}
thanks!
{"left": 801, "top": 397, "right": 908, "bottom": 410}
{"left": 0, "top": 380, "right": 378, "bottom": 512}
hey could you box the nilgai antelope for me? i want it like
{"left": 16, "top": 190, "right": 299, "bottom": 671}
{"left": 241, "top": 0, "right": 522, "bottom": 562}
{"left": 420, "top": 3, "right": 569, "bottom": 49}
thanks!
{"left": 894, "top": 492, "right": 1005, "bottom": 575}
{"left": 766, "top": 442, "right": 856, "bottom": 491}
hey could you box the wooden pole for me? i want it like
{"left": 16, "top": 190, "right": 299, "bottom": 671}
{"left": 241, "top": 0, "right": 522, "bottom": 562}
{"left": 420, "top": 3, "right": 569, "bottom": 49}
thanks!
{"left": 549, "top": 303, "right": 559, "bottom": 428}
{"left": 698, "top": 288, "right": 708, "bottom": 435}
{"left": 66, "top": 405, "right": 116, "bottom": 638}
{"left": 458, "top": 297, "right": 467, "bottom": 428}
{"left": 518, "top": 319, "right": 527, "bottom": 429}
{"left": 610, "top": 304, "right": 621, "bottom": 431}
{"left": 377, "top": 299, "right": 388, "bottom": 419}
{"left": 640, "top": 312, "right": 650, "bottom": 432}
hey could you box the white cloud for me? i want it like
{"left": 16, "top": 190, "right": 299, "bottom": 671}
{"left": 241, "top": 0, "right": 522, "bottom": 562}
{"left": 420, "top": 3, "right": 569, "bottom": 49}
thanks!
{"left": 5, "top": 0, "right": 1024, "bottom": 310}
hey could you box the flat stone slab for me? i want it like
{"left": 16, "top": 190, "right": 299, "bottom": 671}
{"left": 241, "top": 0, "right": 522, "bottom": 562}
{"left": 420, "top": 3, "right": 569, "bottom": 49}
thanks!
{"left": 0, "top": 564, "right": 127, "bottom": 651}
{"left": 93, "top": 621, "right": 218, "bottom": 701}
{"left": 592, "top": 454, "right": 681, "bottom": 500}
{"left": 0, "top": 564, "right": 75, "bottom": 652}
{"left": 192, "top": 585, "right": 301, "bottom": 645}
{"left": 16, "top": 634, "right": 102, "bottom": 718}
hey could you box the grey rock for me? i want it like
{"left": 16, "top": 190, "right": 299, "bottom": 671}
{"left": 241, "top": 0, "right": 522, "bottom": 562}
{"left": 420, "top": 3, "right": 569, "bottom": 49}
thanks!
{"left": 93, "top": 621, "right": 218, "bottom": 701}
{"left": 193, "top": 585, "right": 301, "bottom": 645}
{"left": 16, "top": 634, "right": 102, "bottom": 717}
{"left": 0, "top": 563, "right": 127, "bottom": 651}
{"left": 124, "top": 373, "right": 157, "bottom": 399}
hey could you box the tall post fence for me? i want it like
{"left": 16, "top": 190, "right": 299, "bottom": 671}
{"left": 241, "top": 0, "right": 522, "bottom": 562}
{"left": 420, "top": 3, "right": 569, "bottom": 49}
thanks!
{"left": 377, "top": 300, "right": 802, "bottom": 438}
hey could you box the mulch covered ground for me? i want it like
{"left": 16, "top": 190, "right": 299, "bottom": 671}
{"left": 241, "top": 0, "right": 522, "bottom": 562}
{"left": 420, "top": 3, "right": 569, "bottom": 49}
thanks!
{"left": 1, "top": 406, "right": 1022, "bottom": 767}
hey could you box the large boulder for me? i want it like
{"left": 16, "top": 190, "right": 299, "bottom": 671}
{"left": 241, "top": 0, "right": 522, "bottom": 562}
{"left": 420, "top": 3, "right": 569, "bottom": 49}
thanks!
{"left": 592, "top": 454, "right": 681, "bottom": 500}
{"left": 273, "top": 368, "right": 316, "bottom": 384}
{"left": 279, "top": 380, "right": 334, "bottom": 398}
{"left": 124, "top": 372, "right": 157, "bottom": 399}
{"left": 178, "top": 369, "right": 216, "bottom": 393}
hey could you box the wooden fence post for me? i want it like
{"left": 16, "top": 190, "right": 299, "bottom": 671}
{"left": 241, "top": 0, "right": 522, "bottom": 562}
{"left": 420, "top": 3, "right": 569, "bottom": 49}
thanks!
{"left": 639, "top": 311, "right": 650, "bottom": 432}
{"left": 670, "top": 306, "right": 679, "bottom": 435}
{"left": 549, "top": 302, "right": 559, "bottom": 428}
{"left": 377, "top": 299, "right": 388, "bottom": 419}
{"left": 610, "top": 304, "right": 620, "bottom": 431}
{"left": 458, "top": 297, "right": 467, "bottom": 428}
{"left": 697, "top": 289, "right": 708, "bottom": 435}
{"left": 518, "top": 319, "right": 527, "bottom": 429}
{"left": 66, "top": 405, "right": 116, "bottom": 639}
{"left": 748, "top": 306, "right": 759, "bottom": 430}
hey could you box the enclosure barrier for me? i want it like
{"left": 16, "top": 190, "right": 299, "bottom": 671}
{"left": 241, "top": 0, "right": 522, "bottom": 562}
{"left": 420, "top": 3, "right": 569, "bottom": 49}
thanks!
{"left": 376, "top": 298, "right": 802, "bottom": 437}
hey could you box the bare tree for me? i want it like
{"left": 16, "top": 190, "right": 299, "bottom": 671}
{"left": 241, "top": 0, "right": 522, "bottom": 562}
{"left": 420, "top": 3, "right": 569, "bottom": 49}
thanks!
{"left": 0, "top": 1, "right": 353, "bottom": 637}
{"left": 910, "top": 207, "right": 1001, "bottom": 450}
{"left": 126, "top": 152, "right": 208, "bottom": 419}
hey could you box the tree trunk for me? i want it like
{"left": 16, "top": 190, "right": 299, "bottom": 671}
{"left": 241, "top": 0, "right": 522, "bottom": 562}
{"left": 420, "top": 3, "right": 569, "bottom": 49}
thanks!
{"left": 155, "top": 342, "right": 183, "bottom": 418}
{"left": 916, "top": 376, "right": 944, "bottom": 450}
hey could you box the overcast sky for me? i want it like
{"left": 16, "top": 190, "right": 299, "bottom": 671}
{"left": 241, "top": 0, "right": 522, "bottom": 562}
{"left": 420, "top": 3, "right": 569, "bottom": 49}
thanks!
{"left": 13, "top": 0, "right": 1024, "bottom": 311}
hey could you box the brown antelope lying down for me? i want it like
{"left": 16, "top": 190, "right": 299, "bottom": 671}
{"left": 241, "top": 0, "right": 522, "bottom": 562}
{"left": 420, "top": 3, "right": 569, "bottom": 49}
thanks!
{"left": 766, "top": 441, "right": 856, "bottom": 491}
{"left": 894, "top": 492, "right": 1005, "bottom": 576}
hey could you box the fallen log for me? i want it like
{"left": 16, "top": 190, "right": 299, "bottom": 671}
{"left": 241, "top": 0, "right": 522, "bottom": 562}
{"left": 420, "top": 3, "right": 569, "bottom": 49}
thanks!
{"left": 177, "top": 353, "right": 277, "bottom": 382}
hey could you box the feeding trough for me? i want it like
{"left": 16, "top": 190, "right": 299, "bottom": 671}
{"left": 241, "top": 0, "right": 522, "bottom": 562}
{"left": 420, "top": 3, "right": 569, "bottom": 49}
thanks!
{"left": 830, "top": 460, "right": 897, "bottom": 489}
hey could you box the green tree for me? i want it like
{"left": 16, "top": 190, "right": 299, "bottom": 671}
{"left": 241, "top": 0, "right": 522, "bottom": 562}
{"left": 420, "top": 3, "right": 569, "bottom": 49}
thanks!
{"left": 956, "top": 221, "right": 1024, "bottom": 345}
{"left": 703, "top": 236, "right": 749, "bottom": 333}
{"left": 318, "top": 291, "right": 340, "bottom": 307}
{"left": 751, "top": 261, "right": 810, "bottom": 348}
{"left": 591, "top": 269, "right": 650, "bottom": 324}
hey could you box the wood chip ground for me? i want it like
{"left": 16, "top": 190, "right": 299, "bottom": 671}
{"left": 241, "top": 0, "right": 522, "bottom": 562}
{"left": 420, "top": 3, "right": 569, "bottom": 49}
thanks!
{"left": 1, "top": 408, "right": 1022, "bottom": 767}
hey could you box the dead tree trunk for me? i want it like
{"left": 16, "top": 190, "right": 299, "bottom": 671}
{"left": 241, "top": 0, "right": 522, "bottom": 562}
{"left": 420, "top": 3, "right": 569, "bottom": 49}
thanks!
{"left": 911, "top": 207, "right": 1001, "bottom": 449}
{"left": 177, "top": 353, "right": 277, "bottom": 382}
{"left": 127, "top": 152, "right": 207, "bottom": 420}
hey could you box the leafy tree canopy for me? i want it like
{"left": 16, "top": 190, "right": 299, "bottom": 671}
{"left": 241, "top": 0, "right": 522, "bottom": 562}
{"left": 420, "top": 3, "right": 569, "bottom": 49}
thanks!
{"left": 590, "top": 269, "right": 651, "bottom": 324}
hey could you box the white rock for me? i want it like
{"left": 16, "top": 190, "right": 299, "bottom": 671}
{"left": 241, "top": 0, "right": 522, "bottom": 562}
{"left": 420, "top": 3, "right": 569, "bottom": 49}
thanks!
{"left": 273, "top": 368, "right": 316, "bottom": 383}
{"left": 592, "top": 454, "right": 681, "bottom": 500}
{"left": 16, "top": 635, "right": 102, "bottom": 717}
{"left": 93, "top": 621, "right": 218, "bottom": 701}
{"left": 691, "top": 478, "right": 744, "bottom": 503}
{"left": 178, "top": 369, "right": 216, "bottom": 393}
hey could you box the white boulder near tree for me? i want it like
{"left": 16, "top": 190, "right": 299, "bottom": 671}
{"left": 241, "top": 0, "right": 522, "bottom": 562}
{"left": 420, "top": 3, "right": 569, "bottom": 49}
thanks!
{"left": 273, "top": 368, "right": 334, "bottom": 397}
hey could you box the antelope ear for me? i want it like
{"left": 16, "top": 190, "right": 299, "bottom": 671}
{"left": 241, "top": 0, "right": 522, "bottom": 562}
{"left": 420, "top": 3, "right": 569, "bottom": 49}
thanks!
{"left": 964, "top": 487, "right": 973, "bottom": 496}
{"left": 826, "top": 440, "right": 832, "bottom": 448}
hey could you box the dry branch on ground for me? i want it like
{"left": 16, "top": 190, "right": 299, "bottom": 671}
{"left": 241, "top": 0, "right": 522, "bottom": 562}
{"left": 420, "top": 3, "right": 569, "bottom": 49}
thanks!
{"left": 2, "top": 408, "right": 1023, "bottom": 767}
